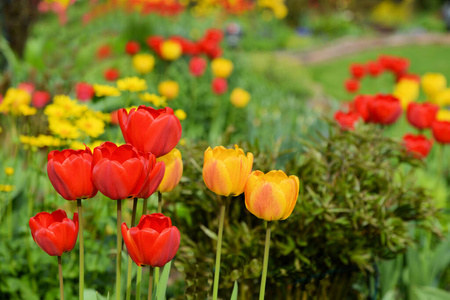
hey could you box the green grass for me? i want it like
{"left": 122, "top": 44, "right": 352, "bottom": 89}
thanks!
{"left": 307, "top": 45, "right": 450, "bottom": 102}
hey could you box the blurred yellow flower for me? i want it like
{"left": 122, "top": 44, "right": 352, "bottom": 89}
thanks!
{"left": 175, "top": 109, "right": 187, "bottom": 120}
{"left": 230, "top": 88, "right": 251, "bottom": 108}
{"left": 20, "top": 135, "right": 63, "bottom": 149}
{"left": 93, "top": 84, "right": 121, "bottom": 97}
{"left": 422, "top": 73, "right": 446, "bottom": 98}
{"left": 158, "top": 81, "right": 179, "bottom": 100}
{"left": 0, "top": 88, "right": 31, "bottom": 115}
{"left": 139, "top": 93, "right": 167, "bottom": 107}
{"left": 117, "top": 77, "right": 147, "bottom": 92}
{"left": 393, "top": 78, "right": 419, "bottom": 109}
{"left": 161, "top": 40, "right": 182, "bottom": 61}
{"left": 44, "top": 105, "right": 66, "bottom": 118}
{"left": 18, "top": 104, "right": 37, "bottom": 116}
{"left": 49, "top": 120, "right": 81, "bottom": 139}
{"left": 76, "top": 116, "right": 105, "bottom": 138}
{"left": 437, "top": 109, "right": 450, "bottom": 121}
{"left": 431, "top": 88, "right": 450, "bottom": 106}
{"left": 211, "top": 58, "right": 234, "bottom": 78}
{"left": 0, "top": 184, "right": 14, "bottom": 192}
{"left": 4, "top": 167, "right": 14, "bottom": 176}
{"left": 132, "top": 54, "right": 155, "bottom": 74}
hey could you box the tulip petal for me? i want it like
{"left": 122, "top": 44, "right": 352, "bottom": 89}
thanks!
{"left": 279, "top": 176, "right": 300, "bottom": 220}
{"left": 203, "top": 159, "right": 232, "bottom": 196}
{"left": 34, "top": 228, "right": 64, "bottom": 256}
{"left": 246, "top": 182, "right": 287, "bottom": 221}
{"left": 136, "top": 228, "right": 161, "bottom": 266}
{"left": 149, "top": 227, "right": 180, "bottom": 267}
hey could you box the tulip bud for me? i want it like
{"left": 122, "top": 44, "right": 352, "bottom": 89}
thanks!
{"left": 157, "top": 148, "right": 183, "bottom": 193}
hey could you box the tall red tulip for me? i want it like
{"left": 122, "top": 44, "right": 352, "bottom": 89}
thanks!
{"left": 146, "top": 35, "right": 164, "bottom": 56}
{"left": 32, "top": 91, "right": 51, "bottom": 108}
{"left": 432, "top": 120, "right": 450, "bottom": 144}
{"left": 47, "top": 147, "right": 98, "bottom": 201}
{"left": 353, "top": 94, "right": 374, "bottom": 122}
{"left": 125, "top": 41, "right": 140, "bottom": 56}
{"left": 366, "top": 61, "right": 383, "bottom": 77}
{"left": 136, "top": 152, "right": 166, "bottom": 199}
{"left": 212, "top": 78, "right": 228, "bottom": 95}
{"left": 121, "top": 213, "right": 180, "bottom": 267}
{"left": 334, "top": 110, "right": 362, "bottom": 130}
{"left": 189, "top": 57, "right": 207, "bottom": 77}
{"left": 118, "top": 106, "right": 182, "bottom": 157}
{"left": 29, "top": 209, "right": 78, "bottom": 256}
{"left": 368, "top": 94, "right": 402, "bottom": 125}
{"left": 92, "top": 142, "right": 148, "bottom": 199}
{"left": 104, "top": 68, "right": 120, "bottom": 81}
{"left": 403, "top": 134, "right": 433, "bottom": 159}
{"left": 406, "top": 102, "right": 439, "bottom": 130}
{"left": 76, "top": 82, "right": 95, "bottom": 102}
{"left": 344, "top": 78, "right": 360, "bottom": 93}
{"left": 350, "top": 63, "right": 365, "bottom": 79}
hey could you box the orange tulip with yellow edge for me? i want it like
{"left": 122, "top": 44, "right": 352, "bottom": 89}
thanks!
{"left": 157, "top": 148, "right": 183, "bottom": 193}
{"left": 211, "top": 58, "right": 234, "bottom": 78}
{"left": 245, "top": 170, "right": 299, "bottom": 221}
{"left": 203, "top": 145, "right": 253, "bottom": 197}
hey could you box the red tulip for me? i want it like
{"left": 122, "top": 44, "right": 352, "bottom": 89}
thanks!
{"left": 121, "top": 213, "right": 180, "bottom": 267}
{"left": 397, "top": 73, "right": 420, "bottom": 83}
{"left": 110, "top": 110, "right": 119, "bottom": 125}
{"left": 47, "top": 147, "right": 98, "bottom": 201}
{"left": 378, "top": 55, "right": 395, "bottom": 69}
{"left": 368, "top": 94, "right": 402, "bottom": 125}
{"left": 29, "top": 209, "right": 78, "bottom": 256}
{"left": 136, "top": 152, "right": 165, "bottom": 199}
{"left": 212, "top": 78, "right": 228, "bottom": 95}
{"left": 125, "top": 41, "right": 140, "bottom": 55}
{"left": 403, "top": 133, "right": 433, "bottom": 158}
{"left": 97, "top": 45, "right": 112, "bottom": 59}
{"left": 391, "top": 57, "right": 409, "bottom": 75}
{"left": 104, "top": 68, "right": 120, "bottom": 81}
{"left": 350, "top": 63, "right": 365, "bottom": 79}
{"left": 118, "top": 106, "right": 182, "bottom": 157}
{"left": 344, "top": 78, "right": 360, "bottom": 93}
{"left": 189, "top": 57, "right": 207, "bottom": 77}
{"left": 334, "top": 110, "right": 362, "bottom": 130}
{"left": 432, "top": 120, "right": 450, "bottom": 144}
{"left": 406, "top": 102, "right": 439, "bottom": 130}
{"left": 146, "top": 35, "right": 164, "bottom": 56}
{"left": 75, "top": 82, "right": 95, "bottom": 102}
{"left": 92, "top": 142, "right": 148, "bottom": 200}
{"left": 204, "top": 28, "right": 224, "bottom": 43}
{"left": 366, "top": 61, "right": 383, "bottom": 77}
{"left": 32, "top": 91, "right": 51, "bottom": 108}
{"left": 353, "top": 95, "right": 374, "bottom": 122}
{"left": 18, "top": 82, "right": 35, "bottom": 95}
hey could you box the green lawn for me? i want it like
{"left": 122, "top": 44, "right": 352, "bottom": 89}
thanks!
{"left": 307, "top": 45, "right": 450, "bottom": 102}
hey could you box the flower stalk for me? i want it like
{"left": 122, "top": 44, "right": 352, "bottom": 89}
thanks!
{"left": 212, "top": 202, "right": 226, "bottom": 300}
{"left": 77, "top": 199, "right": 84, "bottom": 300}
{"left": 126, "top": 198, "right": 138, "bottom": 300}
{"left": 116, "top": 200, "right": 123, "bottom": 300}
{"left": 259, "top": 222, "right": 272, "bottom": 300}
{"left": 58, "top": 256, "right": 65, "bottom": 300}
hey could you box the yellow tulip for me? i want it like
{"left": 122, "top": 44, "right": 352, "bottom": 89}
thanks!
{"left": 157, "top": 148, "right": 183, "bottom": 193}
{"left": 245, "top": 170, "right": 299, "bottom": 221}
{"left": 4, "top": 167, "right": 14, "bottom": 176}
{"left": 158, "top": 81, "right": 179, "bottom": 100}
{"left": 203, "top": 145, "right": 253, "bottom": 197}
{"left": 160, "top": 40, "right": 182, "bottom": 61}
{"left": 393, "top": 78, "right": 419, "bottom": 109}
{"left": 132, "top": 54, "right": 155, "bottom": 74}
{"left": 437, "top": 109, "right": 450, "bottom": 121}
{"left": 230, "top": 88, "right": 251, "bottom": 108}
{"left": 431, "top": 88, "right": 450, "bottom": 106}
{"left": 211, "top": 58, "right": 234, "bottom": 78}
{"left": 422, "top": 73, "right": 446, "bottom": 98}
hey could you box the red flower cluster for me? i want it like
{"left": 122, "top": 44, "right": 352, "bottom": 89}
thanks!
{"left": 146, "top": 28, "right": 224, "bottom": 59}
{"left": 344, "top": 55, "right": 411, "bottom": 93}
{"left": 140, "top": 0, "right": 185, "bottom": 16}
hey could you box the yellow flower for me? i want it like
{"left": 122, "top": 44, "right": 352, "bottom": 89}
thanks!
{"left": 0, "top": 184, "right": 14, "bottom": 192}
{"left": 18, "top": 104, "right": 37, "bottom": 116}
{"left": 393, "top": 78, "right": 419, "bottom": 109}
{"left": 117, "top": 77, "right": 148, "bottom": 92}
{"left": 437, "top": 109, "right": 450, "bottom": 121}
{"left": 20, "top": 135, "right": 63, "bottom": 149}
{"left": 93, "top": 84, "right": 121, "bottom": 97}
{"left": 69, "top": 140, "right": 87, "bottom": 150}
{"left": 245, "top": 170, "right": 299, "bottom": 221}
{"left": 230, "top": 88, "right": 251, "bottom": 108}
{"left": 158, "top": 81, "right": 179, "bottom": 100}
{"left": 76, "top": 116, "right": 105, "bottom": 138}
{"left": 4, "top": 167, "right": 14, "bottom": 176}
{"left": 422, "top": 73, "right": 446, "bottom": 98}
{"left": 273, "top": 4, "right": 288, "bottom": 19}
{"left": 211, "top": 58, "right": 234, "bottom": 78}
{"left": 139, "top": 93, "right": 167, "bottom": 107}
{"left": 49, "top": 120, "right": 81, "bottom": 139}
{"left": 431, "top": 88, "right": 450, "bottom": 106}
{"left": 132, "top": 54, "right": 155, "bottom": 74}
{"left": 0, "top": 88, "right": 31, "bottom": 115}
{"left": 203, "top": 145, "right": 254, "bottom": 197}
{"left": 157, "top": 148, "right": 183, "bottom": 193}
{"left": 44, "top": 104, "right": 66, "bottom": 119}
{"left": 160, "top": 40, "right": 182, "bottom": 61}
{"left": 53, "top": 95, "right": 78, "bottom": 111}
{"left": 175, "top": 109, "right": 187, "bottom": 121}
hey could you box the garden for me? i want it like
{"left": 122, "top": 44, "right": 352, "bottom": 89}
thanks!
{"left": 0, "top": 0, "right": 449, "bottom": 299}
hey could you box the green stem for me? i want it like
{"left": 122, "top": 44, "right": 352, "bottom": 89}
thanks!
{"left": 438, "top": 145, "right": 445, "bottom": 181}
{"left": 212, "top": 203, "right": 226, "bottom": 300}
{"left": 259, "top": 222, "right": 272, "bottom": 300}
{"left": 136, "top": 198, "right": 148, "bottom": 300}
{"left": 126, "top": 198, "right": 138, "bottom": 300}
{"left": 77, "top": 199, "right": 84, "bottom": 300}
{"left": 58, "top": 256, "right": 65, "bottom": 300}
{"left": 148, "top": 267, "right": 153, "bottom": 300}
{"left": 116, "top": 200, "right": 123, "bottom": 300}
{"left": 157, "top": 192, "right": 163, "bottom": 213}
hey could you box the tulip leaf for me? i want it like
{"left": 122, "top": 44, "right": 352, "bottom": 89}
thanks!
{"left": 156, "top": 260, "right": 172, "bottom": 300}
{"left": 199, "top": 224, "right": 218, "bottom": 241}
{"left": 230, "top": 281, "right": 238, "bottom": 300}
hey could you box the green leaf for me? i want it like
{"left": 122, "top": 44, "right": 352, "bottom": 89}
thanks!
{"left": 199, "top": 224, "right": 218, "bottom": 241}
{"left": 156, "top": 261, "right": 172, "bottom": 300}
{"left": 230, "top": 281, "right": 238, "bottom": 300}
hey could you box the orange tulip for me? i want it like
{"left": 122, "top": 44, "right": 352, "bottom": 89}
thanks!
{"left": 245, "top": 170, "right": 299, "bottom": 221}
{"left": 203, "top": 145, "right": 253, "bottom": 197}
{"left": 157, "top": 148, "right": 183, "bottom": 193}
